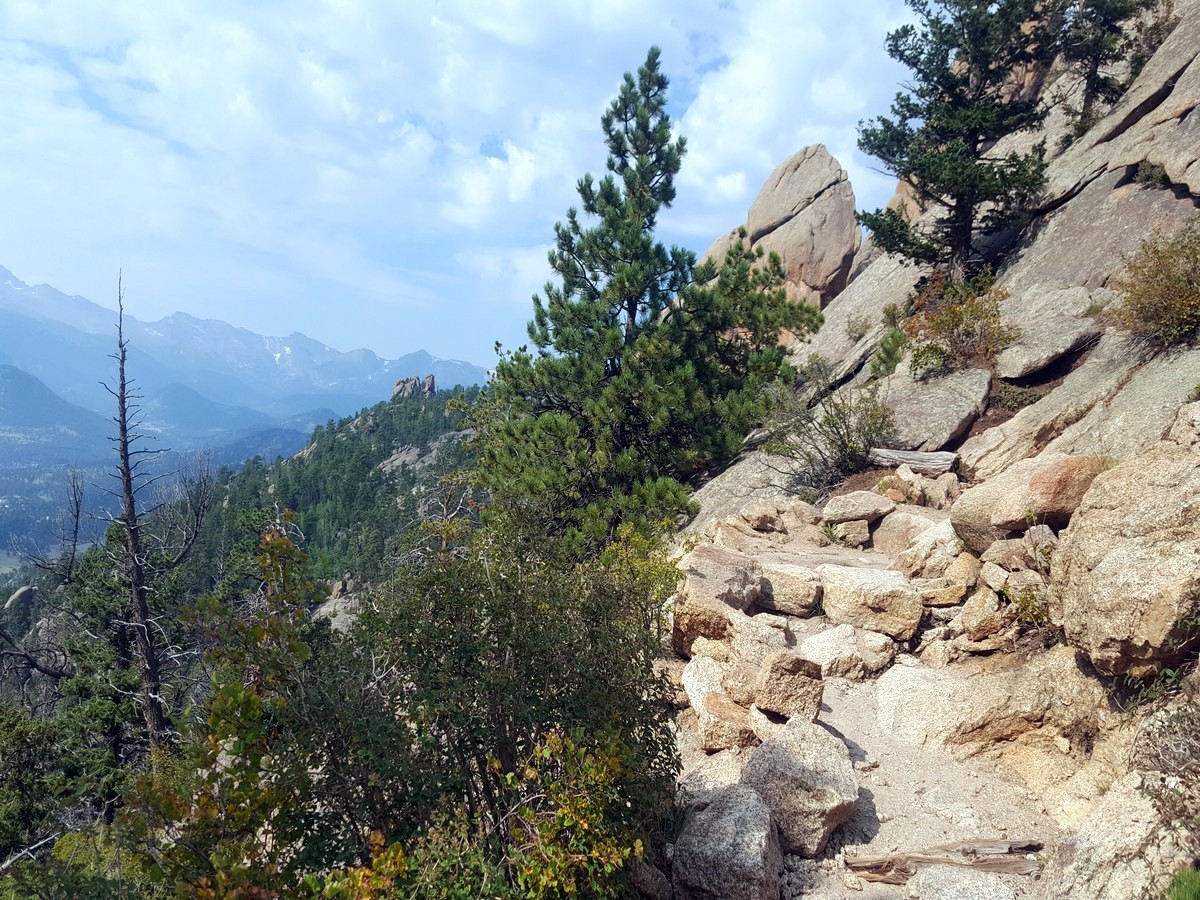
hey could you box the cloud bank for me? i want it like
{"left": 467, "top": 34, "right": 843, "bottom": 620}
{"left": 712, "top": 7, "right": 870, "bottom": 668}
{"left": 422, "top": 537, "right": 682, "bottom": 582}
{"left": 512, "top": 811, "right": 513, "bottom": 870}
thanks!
{"left": 1, "top": 0, "right": 911, "bottom": 363}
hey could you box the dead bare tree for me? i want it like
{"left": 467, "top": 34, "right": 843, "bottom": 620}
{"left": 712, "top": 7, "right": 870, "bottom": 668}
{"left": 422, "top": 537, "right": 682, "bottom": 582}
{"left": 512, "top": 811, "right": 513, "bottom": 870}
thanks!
{"left": 99, "top": 276, "right": 213, "bottom": 752}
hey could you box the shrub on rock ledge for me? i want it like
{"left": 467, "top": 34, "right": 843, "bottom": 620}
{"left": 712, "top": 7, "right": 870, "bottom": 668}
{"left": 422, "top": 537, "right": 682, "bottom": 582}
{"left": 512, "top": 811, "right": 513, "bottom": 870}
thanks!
{"left": 1114, "top": 217, "right": 1200, "bottom": 349}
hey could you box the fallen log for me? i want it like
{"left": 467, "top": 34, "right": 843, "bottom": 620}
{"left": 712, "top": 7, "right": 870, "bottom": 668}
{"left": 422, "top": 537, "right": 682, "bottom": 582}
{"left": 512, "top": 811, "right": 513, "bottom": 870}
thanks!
{"left": 868, "top": 448, "right": 959, "bottom": 476}
{"left": 846, "top": 838, "right": 1043, "bottom": 883}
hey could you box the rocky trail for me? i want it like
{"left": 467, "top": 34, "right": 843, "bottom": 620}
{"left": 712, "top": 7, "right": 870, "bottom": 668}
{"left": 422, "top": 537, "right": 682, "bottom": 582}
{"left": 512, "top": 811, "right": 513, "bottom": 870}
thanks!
{"left": 656, "top": 424, "right": 1198, "bottom": 899}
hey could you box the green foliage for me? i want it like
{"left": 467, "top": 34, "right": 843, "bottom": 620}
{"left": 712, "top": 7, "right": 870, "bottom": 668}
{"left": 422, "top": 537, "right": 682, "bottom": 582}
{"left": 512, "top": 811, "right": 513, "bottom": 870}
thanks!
{"left": 764, "top": 367, "right": 897, "bottom": 494}
{"left": 991, "top": 383, "right": 1043, "bottom": 411}
{"left": 481, "top": 49, "right": 820, "bottom": 552}
{"left": 0, "top": 703, "right": 62, "bottom": 860}
{"left": 857, "top": 0, "right": 1053, "bottom": 280}
{"left": 1113, "top": 217, "right": 1200, "bottom": 348}
{"left": 1056, "top": 0, "right": 1154, "bottom": 137}
{"left": 904, "top": 269, "right": 1018, "bottom": 375}
{"left": 1166, "top": 868, "right": 1200, "bottom": 900}
{"left": 1136, "top": 161, "right": 1172, "bottom": 188}
{"left": 320, "top": 731, "right": 651, "bottom": 899}
{"left": 189, "top": 389, "right": 478, "bottom": 583}
{"left": 871, "top": 328, "right": 910, "bottom": 379}
{"left": 845, "top": 314, "right": 872, "bottom": 342}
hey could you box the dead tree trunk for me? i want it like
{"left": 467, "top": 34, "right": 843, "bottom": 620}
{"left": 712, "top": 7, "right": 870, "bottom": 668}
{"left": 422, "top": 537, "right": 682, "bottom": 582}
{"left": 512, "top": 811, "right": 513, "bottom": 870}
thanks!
{"left": 107, "top": 280, "right": 169, "bottom": 751}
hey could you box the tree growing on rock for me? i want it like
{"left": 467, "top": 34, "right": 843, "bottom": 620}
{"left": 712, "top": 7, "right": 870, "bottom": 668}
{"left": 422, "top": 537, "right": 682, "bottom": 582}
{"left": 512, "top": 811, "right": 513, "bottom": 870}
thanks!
{"left": 481, "top": 47, "right": 820, "bottom": 550}
{"left": 1056, "top": 0, "right": 1155, "bottom": 137}
{"left": 857, "top": 0, "right": 1057, "bottom": 281}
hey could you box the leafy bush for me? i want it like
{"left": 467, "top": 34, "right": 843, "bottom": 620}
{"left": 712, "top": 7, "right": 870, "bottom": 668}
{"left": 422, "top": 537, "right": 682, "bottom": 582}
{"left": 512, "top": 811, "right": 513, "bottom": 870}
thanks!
{"left": 904, "top": 269, "right": 1018, "bottom": 376}
{"left": 1136, "top": 161, "right": 1171, "bottom": 189}
{"left": 764, "top": 379, "right": 896, "bottom": 494}
{"left": 845, "top": 314, "right": 872, "bottom": 343}
{"left": 1114, "top": 218, "right": 1200, "bottom": 348}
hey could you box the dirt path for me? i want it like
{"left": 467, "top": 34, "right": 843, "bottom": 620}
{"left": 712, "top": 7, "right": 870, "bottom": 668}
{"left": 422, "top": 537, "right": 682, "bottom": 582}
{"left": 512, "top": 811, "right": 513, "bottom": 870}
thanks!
{"left": 785, "top": 670, "right": 1056, "bottom": 898}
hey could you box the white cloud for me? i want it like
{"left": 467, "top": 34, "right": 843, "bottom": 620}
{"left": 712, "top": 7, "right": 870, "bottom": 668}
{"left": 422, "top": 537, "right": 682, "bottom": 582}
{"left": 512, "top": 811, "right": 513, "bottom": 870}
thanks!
{"left": 0, "top": 0, "right": 912, "bottom": 363}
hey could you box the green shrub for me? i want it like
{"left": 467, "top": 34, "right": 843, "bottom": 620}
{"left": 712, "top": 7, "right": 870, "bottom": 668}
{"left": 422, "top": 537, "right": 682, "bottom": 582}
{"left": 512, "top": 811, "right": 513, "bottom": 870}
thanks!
{"left": 1114, "top": 218, "right": 1200, "bottom": 348}
{"left": 845, "top": 314, "right": 872, "bottom": 343}
{"left": 904, "top": 269, "right": 1018, "bottom": 377}
{"left": 1136, "top": 161, "right": 1171, "bottom": 189}
{"left": 991, "top": 383, "right": 1043, "bottom": 411}
{"left": 871, "top": 328, "right": 909, "bottom": 379}
{"left": 764, "top": 382, "right": 896, "bottom": 494}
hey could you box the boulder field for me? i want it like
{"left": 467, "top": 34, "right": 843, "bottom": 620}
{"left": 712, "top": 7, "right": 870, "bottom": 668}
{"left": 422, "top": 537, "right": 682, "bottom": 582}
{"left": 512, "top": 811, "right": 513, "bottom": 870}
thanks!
{"left": 656, "top": 3, "right": 1200, "bottom": 895}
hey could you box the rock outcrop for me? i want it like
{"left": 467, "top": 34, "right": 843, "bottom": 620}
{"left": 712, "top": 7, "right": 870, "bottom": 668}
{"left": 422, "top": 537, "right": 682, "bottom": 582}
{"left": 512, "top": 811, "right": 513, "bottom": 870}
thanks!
{"left": 706, "top": 145, "right": 861, "bottom": 306}
{"left": 391, "top": 373, "right": 436, "bottom": 400}
{"left": 1051, "top": 434, "right": 1200, "bottom": 675}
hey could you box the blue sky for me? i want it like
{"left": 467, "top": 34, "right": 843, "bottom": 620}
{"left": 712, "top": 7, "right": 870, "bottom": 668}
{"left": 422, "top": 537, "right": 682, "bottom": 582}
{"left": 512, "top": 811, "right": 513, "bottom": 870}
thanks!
{"left": 1, "top": 0, "right": 911, "bottom": 366}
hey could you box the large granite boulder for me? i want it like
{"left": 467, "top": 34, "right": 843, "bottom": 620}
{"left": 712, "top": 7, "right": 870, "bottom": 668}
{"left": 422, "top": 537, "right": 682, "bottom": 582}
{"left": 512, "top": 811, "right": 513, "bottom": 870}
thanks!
{"left": 876, "top": 648, "right": 1105, "bottom": 757}
{"left": 752, "top": 652, "right": 824, "bottom": 720}
{"left": 744, "top": 144, "right": 861, "bottom": 303}
{"left": 1051, "top": 439, "right": 1200, "bottom": 675}
{"left": 951, "top": 453, "right": 1106, "bottom": 553}
{"left": 817, "top": 564, "right": 923, "bottom": 640}
{"left": 682, "top": 656, "right": 758, "bottom": 751}
{"left": 672, "top": 784, "right": 782, "bottom": 900}
{"left": 799, "top": 624, "right": 896, "bottom": 679}
{"left": 994, "top": 284, "right": 1103, "bottom": 380}
{"left": 879, "top": 364, "right": 992, "bottom": 452}
{"left": 738, "top": 719, "right": 859, "bottom": 857}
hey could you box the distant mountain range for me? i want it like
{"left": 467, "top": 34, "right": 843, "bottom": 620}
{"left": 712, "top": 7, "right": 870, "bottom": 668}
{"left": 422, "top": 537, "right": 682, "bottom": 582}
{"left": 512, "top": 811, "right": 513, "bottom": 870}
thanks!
{"left": 0, "top": 263, "right": 488, "bottom": 466}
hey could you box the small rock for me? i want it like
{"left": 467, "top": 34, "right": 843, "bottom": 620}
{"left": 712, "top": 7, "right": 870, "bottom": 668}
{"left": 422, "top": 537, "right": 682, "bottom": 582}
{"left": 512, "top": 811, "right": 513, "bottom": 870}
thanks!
{"left": 834, "top": 519, "right": 871, "bottom": 548}
{"left": 822, "top": 491, "right": 896, "bottom": 524}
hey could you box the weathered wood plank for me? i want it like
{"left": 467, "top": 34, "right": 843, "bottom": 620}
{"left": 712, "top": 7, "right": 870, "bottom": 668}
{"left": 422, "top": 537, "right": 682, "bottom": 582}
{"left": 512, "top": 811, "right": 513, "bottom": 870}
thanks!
{"left": 868, "top": 448, "right": 959, "bottom": 476}
{"left": 846, "top": 838, "right": 1044, "bottom": 882}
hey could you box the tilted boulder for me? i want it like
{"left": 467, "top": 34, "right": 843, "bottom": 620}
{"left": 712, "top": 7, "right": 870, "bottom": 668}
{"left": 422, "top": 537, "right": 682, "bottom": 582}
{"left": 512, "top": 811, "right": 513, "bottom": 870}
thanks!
{"left": 738, "top": 719, "right": 859, "bottom": 857}
{"left": 1051, "top": 441, "right": 1200, "bottom": 675}
{"left": 672, "top": 784, "right": 782, "bottom": 900}
{"left": 879, "top": 365, "right": 991, "bottom": 452}
{"left": 744, "top": 144, "right": 861, "bottom": 303}
{"left": 951, "top": 453, "right": 1104, "bottom": 553}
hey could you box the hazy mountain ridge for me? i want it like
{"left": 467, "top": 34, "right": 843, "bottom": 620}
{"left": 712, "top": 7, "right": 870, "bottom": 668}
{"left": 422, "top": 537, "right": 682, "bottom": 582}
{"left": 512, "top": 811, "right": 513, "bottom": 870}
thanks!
{"left": 0, "top": 264, "right": 488, "bottom": 419}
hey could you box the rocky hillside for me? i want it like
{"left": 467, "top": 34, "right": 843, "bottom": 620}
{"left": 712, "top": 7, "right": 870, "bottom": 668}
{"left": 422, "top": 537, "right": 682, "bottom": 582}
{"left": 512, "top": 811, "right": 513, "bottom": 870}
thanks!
{"left": 656, "top": 4, "right": 1200, "bottom": 898}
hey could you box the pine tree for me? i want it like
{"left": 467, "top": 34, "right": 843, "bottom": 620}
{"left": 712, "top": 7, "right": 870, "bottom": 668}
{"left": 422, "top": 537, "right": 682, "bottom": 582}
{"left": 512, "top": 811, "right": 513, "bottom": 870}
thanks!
{"left": 481, "top": 48, "right": 820, "bottom": 550}
{"left": 857, "top": 0, "right": 1057, "bottom": 281}
{"left": 1057, "top": 0, "right": 1154, "bottom": 135}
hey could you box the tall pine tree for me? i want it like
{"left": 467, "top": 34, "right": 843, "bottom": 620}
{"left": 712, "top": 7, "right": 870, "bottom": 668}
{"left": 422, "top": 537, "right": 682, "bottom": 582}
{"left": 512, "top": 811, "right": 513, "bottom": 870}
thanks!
{"left": 481, "top": 47, "right": 820, "bottom": 551}
{"left": 857, "top": 0, "right": 1057, "bottom": 281}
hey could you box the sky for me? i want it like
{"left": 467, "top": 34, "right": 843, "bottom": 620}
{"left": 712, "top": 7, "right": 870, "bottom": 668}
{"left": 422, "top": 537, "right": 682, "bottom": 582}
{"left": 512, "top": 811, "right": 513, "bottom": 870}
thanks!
{"left": 1, "top": 0, "right": 913, "bottom": 367}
